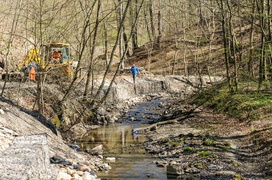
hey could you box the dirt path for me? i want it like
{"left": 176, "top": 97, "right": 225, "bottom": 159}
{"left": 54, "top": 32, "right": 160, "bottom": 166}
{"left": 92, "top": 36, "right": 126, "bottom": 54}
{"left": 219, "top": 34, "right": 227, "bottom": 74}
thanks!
{"left": 142, "top": 102, "right": 272, "bottom": 179}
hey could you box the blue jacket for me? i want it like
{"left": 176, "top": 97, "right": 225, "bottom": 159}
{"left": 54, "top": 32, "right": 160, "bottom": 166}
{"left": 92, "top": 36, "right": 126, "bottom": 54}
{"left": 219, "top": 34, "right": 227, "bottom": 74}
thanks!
{"left": 130, "top": 65, "right": 139, "bottom": 75}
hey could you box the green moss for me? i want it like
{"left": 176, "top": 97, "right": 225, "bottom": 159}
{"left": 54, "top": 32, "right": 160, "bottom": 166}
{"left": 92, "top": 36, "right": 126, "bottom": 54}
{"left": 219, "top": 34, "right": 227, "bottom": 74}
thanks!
{"left": 232, "top": 161, "right": 238, "bottom": 167}
{"left": 194, "top": 162, "right": 204, "bottom": 169}
{"left": 183, "top": 146, "right": 192, "bottom": 152}
{"left": 204, "top": 138, "right": 215, "bottom": 146}
{"left": 51, "top": 115, "right": 60, "bottom": 129}
{"left": 198, "top": 151, "right": 212, "bottom": 157}
{"left": 234, "top": 174, "right": 246, "bottom": 180}
{"left": 222, "top": 146, "right": 230, "bottom": 151}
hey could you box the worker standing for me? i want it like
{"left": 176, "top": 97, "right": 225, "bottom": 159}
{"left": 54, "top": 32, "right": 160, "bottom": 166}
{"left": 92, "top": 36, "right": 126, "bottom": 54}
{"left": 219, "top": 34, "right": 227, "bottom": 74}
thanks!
{"left": 29, "top": 66, "right": 36, "bottom": 81}
{"left": 130, "top": 64, "right": 140, "bottom": 84}
{"left": 130, "top": 64, "right": 140, "bottom": 94}
{"left": 28, "top": 62, "right": 37, "bottom": 81}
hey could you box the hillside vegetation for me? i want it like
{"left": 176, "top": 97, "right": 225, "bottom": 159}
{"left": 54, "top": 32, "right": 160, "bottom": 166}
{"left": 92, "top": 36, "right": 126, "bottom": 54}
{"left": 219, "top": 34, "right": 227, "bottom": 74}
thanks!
{"left": 0, "top": 1, "right": 270, "bottom": 141}
{"left": 0, "top": 1, "right": 271, "bottom": 178}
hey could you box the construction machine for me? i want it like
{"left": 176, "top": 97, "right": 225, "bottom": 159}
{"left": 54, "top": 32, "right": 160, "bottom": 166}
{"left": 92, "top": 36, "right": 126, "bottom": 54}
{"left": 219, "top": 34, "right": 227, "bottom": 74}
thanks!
{"left": 41, "top": 43, "right": 73, "bottom": 75}
{"left": 3, "top": 43, "right": 73, "bottom": 81}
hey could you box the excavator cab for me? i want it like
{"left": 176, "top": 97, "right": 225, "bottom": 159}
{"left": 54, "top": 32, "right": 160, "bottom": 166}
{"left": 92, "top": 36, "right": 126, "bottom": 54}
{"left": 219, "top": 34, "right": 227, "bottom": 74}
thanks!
{"left": 42, "top": 43, "right": 73, "bottom": 76}
{"left": 44, "top": 43, "right": 71, "bottom": 65}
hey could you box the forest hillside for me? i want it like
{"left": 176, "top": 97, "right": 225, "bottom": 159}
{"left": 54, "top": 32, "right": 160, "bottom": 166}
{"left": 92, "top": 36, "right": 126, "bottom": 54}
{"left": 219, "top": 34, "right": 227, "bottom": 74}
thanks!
{"left": 0, "top": 1, "right": 271, "bottom": 179}
{"left": 0, "top": 0, "right": 270, "bottom": 143}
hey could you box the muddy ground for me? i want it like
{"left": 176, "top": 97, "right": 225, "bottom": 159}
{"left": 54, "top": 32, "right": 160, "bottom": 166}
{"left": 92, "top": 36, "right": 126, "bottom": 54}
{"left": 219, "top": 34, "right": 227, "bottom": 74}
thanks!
{"left": 139, "top": 98, "right": 272, "bottom": 180}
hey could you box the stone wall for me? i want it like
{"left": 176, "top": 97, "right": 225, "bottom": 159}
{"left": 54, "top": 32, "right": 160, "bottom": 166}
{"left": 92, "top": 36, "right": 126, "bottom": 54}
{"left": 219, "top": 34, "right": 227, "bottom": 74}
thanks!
{"left": 101, "top": 75, "right": 223, "bottom": 103}
{"left": 0, "top": 134, "right": 55, "bottom": 180}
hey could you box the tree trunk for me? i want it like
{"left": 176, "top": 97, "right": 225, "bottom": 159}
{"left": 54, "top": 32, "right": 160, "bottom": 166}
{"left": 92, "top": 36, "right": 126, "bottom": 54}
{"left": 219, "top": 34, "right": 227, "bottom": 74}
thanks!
{"left": 226, "top": 0, "right": 238, "bottom": 92}
{"left": 94, "top": 0, "right": 144, "bottom": 109}
{"left": 157, "top": 0, "right": 162, "bottom": 49}
{"left": 144, "top": 5, "right": 152, "bottom": 42}
{"left": 257, "top": 0, "right": 266, "bottom": 88}
{"left": 57, "top": 1, "right": 99, "bottom": 123}
{"left": 217, "top": 0, "right": 232, "bottom": 92}
{"left": 83, "top": 0, "right": 101, "bottom": 100}
{"left": 90, "top": 0, "right": 132, "bottom": 108}
{"left": 131, "top": 0, "right": 139, "bottom": 51}
{"left": 119, "top": 0, "right": 125, "bottom": 69}
{"left": 266, "top": 0, "right": 272, "bottom": 81}
{"left": 149, "top": 0, "right": 155, "bottom": 41}
{"left": 248, "top": 0, "right": 256, "bottom": 76}
{"left": 104, "top": 22, "right": 109, "bottom": 66}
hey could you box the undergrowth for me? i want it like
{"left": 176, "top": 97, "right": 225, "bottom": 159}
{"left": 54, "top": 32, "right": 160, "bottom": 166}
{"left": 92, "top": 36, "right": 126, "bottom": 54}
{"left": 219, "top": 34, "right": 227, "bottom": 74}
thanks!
{"left": 189, "top": 81, "right": 272, "bottom": 121}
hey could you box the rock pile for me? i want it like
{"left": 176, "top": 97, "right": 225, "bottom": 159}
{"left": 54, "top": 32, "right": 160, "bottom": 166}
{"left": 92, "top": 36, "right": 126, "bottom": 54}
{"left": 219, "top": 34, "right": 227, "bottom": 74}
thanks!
{"left": 0, "top": 134, "right": 55, "bottom": 180}
{"left": 0, "top": 101, "right": 107, "bottom": 180}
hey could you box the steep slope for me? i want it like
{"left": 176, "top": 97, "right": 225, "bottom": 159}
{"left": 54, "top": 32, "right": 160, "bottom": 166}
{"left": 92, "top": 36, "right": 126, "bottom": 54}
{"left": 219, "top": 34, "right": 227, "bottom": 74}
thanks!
{"left": 0, "top": 98, "right": 103, "bottom": 179}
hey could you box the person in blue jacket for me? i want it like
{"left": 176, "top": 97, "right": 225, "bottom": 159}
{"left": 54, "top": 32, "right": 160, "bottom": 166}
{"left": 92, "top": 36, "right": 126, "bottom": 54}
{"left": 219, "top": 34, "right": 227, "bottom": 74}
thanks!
{"left": 130, "top": 64, "right": 139, "bottom": 83}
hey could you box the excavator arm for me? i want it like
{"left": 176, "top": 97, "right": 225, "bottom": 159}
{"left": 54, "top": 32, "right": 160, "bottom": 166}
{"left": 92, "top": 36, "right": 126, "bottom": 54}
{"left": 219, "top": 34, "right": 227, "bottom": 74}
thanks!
{"left": 17, "top": 48, "right": 45, "bottom": 71}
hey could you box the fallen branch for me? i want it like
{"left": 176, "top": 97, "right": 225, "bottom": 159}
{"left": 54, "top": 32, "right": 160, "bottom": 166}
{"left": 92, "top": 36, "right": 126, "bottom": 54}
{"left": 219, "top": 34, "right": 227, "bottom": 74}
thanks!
{"left": 132, "top": 114, "right": 194, "bottom": 133}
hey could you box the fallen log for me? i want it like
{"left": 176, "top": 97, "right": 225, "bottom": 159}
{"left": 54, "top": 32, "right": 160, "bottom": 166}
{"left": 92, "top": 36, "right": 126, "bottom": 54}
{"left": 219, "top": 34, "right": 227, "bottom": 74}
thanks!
{"left": 132, "top": 114, "right": 194, "bottom": 134}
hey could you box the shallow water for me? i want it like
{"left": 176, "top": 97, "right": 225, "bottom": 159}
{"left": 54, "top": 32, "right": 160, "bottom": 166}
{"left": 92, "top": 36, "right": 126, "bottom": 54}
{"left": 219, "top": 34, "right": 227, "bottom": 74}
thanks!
{"left": 80, "top": 100, "right": 168, "bottom": 179}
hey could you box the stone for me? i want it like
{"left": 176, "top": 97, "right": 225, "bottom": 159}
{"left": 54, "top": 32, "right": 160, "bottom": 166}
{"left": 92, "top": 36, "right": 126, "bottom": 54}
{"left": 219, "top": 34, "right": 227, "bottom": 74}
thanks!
{"left": 66, "top": 168, "right": 76, "bottom": 175}
{"left": 79, "top": 164, "right": 92, "bottom": 172}
{"left": 91, "top": 145, "right": 103, "bottom": 155}
{"left": 61, "top": 161, "right": 72, "bottom": 166}
{"left": 75, "top": 170, "right": 84, "bottom": 176}
{"left": 51, "top": 154, "right": 66, "bottom": 164}
{"left": 167, "top": 165, "right": 184, "bottom": 177}
{"left": 57, "top": 171, "right": 72, "bottom": 180}
{"left": 82, "top": 172, "right": 95, "bottom": 180}
{"left": 105, "top": 157, "right": 116, "bottom": 162}
{"left": 102, "top": 163, "right": 111, "bottom": 171}
{"left": 69, "top": 144, "right": 81, "bottom": 151}
{"left": 72, "top": 173, "right": 82, "bottom": 180}
{"left": 73, "top": 164, "right": 80, "bottom": 169}
{"left": 0, "top": 134, "right": 55, "bottom": 179}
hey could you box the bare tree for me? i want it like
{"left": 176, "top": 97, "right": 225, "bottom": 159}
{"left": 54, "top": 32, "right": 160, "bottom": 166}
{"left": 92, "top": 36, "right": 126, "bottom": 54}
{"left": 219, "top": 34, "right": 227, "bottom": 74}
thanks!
{"left": 226, "top": 0, "right": 238, "bottom": 92}
{"left": 217, "top": 0, "right": 232, "bottom": 92}
{"left": 91, "top": 0, "right": 145, "bottom": 109}
{"left": 83, "top": 0, "right": 101, "bottom": 100}
{"left": 157, "top": 0, "right": 162, "bottom": 48}
{"left": 248, "top": 0, "right": 256, "bottom": 77}
{"left": 1, "top": 0, "right": 23, "bottom": 96}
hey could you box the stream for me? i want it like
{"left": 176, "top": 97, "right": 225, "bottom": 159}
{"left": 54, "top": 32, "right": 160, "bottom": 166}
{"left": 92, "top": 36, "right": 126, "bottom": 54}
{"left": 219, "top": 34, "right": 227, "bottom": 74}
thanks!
{"left": 80, "top": 99, "right": 168, "bottom": 179}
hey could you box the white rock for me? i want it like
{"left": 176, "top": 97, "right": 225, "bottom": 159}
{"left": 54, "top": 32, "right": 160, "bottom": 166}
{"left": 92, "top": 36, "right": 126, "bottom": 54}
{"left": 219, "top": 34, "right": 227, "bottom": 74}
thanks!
{"left": 82, "top": 172, "right": 95, "bottom": 180}
{"left": 57, "top": 171, "right": 71, "bottom": 180}
{"left": 102, "top": 163, "right": 111, "bottom": 171}
{"left": 73, "top": 173, "right": 83, "bottom": 180}
{"left": 105, "top": 157, "right": 116, "bottom": 162}
{"left": 92, "top": 144, "right": 103, "bottom": 151}
{"left": 66, "top": 168, "right": 76, "bottom": 175}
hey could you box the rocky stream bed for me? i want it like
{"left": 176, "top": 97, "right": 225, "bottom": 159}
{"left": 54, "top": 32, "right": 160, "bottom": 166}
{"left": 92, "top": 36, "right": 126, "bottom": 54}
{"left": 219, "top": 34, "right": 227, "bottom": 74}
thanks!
{"left": 0, "top": 74, "right": 271, "bottom": 179}
{"left": 77, "top": 91, "right": 272, "bottom": 179}
{"left": 138, "top": 97, "right": 272, "bottom": 180}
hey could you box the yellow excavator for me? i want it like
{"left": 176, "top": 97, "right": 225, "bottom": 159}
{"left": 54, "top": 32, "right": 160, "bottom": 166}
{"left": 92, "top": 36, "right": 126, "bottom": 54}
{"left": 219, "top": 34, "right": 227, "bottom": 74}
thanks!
{"left": 14, "top": 43, "right": 73, "bottom": 81}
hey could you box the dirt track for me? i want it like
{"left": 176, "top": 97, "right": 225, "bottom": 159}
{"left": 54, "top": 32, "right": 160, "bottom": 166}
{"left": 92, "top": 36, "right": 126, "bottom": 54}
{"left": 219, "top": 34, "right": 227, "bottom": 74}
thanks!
{"left": 143, "top": 101, "right": 272, "bottom": 179}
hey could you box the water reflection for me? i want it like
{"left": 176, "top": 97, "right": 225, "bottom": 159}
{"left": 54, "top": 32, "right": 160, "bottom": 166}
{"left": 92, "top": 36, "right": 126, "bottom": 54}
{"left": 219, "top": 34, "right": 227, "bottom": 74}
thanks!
{"left": 80, "top": 123, "right": 167, "bottom": 180}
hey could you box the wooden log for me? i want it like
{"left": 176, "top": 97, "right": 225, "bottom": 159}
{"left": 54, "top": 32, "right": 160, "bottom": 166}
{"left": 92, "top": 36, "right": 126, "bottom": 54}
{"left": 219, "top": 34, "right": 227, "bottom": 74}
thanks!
{"left": 132, "top": 114, "right": 194, "bottom": 133}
